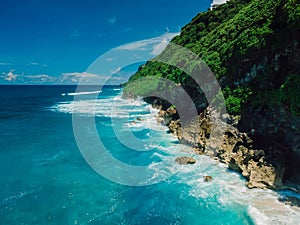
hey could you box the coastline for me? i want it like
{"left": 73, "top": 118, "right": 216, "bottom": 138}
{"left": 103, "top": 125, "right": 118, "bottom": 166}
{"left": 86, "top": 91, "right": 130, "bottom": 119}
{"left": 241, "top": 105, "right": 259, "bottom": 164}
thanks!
{"left": 139, "top": 96, "right": 300, "bottom": 204}
{"left": 138, "top": 95, "right": 300, "bottom": 224}
{"left": 152, "top": 101, "right": 298, "bottom": 189}
{"left": 122, "top": 0, "right": 300, "bottom": 202}
{"left": 119, "top": 0, "right": 300, "bottom": 222}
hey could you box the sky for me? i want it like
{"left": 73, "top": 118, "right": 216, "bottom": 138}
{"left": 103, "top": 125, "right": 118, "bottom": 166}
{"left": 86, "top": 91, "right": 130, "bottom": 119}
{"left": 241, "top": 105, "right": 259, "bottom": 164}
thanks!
{"left": 0, "top": 0, "right": 225, "bottom": 85}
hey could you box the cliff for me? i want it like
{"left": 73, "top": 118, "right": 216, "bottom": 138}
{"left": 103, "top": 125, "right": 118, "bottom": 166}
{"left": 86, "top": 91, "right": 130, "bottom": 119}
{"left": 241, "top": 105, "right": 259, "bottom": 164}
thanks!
{"left": 123, "top": 0, "right": 300, "bottom": 190}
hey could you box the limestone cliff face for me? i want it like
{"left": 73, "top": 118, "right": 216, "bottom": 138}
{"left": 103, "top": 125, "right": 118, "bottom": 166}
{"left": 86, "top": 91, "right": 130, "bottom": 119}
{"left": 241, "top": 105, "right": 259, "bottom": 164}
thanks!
{"left": 155, "top": 106, "right": 288, "bottom": 189}
{"left": 124, "top": 0, "right": 300, "bottom": 190}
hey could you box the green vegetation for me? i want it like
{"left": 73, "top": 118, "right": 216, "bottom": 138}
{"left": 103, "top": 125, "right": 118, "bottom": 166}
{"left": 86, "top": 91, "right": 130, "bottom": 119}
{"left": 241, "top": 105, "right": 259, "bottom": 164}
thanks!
{"left": 212, "top": 87, "right": 253, "bottom": 115}
{"left": 124, "top": 0, "right": 300, "bottom": 116}
{"left": 123, "top": 76, "right": 160, "bottom": 97}
{"left": 253, "top": 73, "right": 300, "bottom": 116}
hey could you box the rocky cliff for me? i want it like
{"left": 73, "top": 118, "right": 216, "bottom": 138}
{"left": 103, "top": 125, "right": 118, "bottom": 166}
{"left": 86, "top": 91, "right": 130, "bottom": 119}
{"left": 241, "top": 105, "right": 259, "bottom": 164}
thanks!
{"left": 123, "top": 0, "right": 300, "bottom": 190}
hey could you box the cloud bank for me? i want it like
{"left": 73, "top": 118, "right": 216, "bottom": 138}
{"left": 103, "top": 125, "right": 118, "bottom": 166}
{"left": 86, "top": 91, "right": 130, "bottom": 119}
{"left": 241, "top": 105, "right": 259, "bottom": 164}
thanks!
{"left": 116, "top": 32, "right": 178, "bottom": 52}
{"left": 0, "top": 71, "right": 106, "bottom": 85}
{"left": 1, "top": 32, "right": 180, "bottom": 85}
{"left": 4, "top": 70, "right": 17, "bottom": 81}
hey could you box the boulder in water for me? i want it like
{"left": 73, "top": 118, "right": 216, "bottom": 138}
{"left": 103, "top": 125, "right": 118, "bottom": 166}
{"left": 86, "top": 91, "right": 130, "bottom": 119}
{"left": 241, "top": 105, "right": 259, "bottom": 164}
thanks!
{"left": 204, "top": 176, "right": 213, "bottom": 182}
{"left": 175, "top": 156, "right": 196, "bottom": 165}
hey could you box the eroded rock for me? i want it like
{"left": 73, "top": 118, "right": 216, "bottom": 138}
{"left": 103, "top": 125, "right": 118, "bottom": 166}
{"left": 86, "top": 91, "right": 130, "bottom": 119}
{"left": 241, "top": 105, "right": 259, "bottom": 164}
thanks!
{"left": 175, "top": 156, "right": 196, "bottom": 165}
{"left": 155, "top": 105, "right": 289, "bottom": 189}
{"left": 204, "top": 176, "right": 213, "bottom": 182}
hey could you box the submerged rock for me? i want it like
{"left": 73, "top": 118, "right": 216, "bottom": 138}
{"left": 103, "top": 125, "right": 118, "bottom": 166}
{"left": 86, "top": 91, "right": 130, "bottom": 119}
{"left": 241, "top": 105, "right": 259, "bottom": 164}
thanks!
{"left": 204, "top": 176, "right": 213, "bottom": 182}
{"left": 175, "top": 156, "right": 196, "bottom": 165}
{"left": 278, "top": 196, "right": 300, "bottom": 207}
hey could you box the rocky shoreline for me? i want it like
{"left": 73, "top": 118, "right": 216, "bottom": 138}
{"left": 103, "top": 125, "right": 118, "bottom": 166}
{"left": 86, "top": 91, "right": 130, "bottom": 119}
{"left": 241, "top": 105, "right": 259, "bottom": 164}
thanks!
{"left": 150, "top": 100, "right": 300, "bottom": 193}
{"left": 122, "top": 0, "right": 300, "bottom": 195}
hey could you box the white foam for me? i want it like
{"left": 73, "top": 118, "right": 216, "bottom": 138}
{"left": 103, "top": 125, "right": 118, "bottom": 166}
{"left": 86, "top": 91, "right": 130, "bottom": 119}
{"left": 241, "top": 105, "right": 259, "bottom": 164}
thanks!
{"left": 178, "top": 155, "right": 300, "bottom": 225}
{"left": 154, "top": 145, "right": 300, "bottom": 225}
{"left": 49, "top": 90, "right": 300, "bottom": 224}
{"left": 65, "top": 91, "right": 102, "bottom": 96}
{"left": 248, "top": 205, "right": 269, "bottom": 225}
{"left": 49, "top": 98, "right": 146, "bottom": 119}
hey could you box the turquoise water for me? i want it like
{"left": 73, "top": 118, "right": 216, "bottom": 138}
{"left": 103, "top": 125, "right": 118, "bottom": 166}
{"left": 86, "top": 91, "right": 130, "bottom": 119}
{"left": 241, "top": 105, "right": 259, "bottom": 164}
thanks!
{"left": 0, "top": 85, "right": 259, "bottom": 224}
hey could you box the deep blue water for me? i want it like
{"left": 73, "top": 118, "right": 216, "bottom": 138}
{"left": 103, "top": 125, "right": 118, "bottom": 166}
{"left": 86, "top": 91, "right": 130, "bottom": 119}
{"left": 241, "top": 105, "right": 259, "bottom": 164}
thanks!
{"left": 0, "top": 85, "right": 257, "bottom": 225}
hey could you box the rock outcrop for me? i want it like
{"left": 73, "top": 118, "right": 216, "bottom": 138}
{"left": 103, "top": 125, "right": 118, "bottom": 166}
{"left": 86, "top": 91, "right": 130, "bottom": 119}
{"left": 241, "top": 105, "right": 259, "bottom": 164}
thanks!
{"left": 157, "top": 105, "right": 289, "bottom": 189}
{"left": 175, "top": 156, "right": 196, "bottom": 165}
{"left": 204, "top": 176, "right": 213, "bottom": 182}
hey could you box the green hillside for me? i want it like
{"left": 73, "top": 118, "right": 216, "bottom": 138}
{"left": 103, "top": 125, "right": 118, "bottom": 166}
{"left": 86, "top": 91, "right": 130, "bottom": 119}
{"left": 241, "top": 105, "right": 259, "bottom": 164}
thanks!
{"left": 124, "top": 0, "right": 300, "bottom": 116}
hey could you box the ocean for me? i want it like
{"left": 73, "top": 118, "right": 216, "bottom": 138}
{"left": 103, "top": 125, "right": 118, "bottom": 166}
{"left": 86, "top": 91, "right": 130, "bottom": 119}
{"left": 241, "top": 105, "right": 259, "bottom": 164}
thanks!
{"left": 0, "top": 85, "right": 299, "bottom": 225}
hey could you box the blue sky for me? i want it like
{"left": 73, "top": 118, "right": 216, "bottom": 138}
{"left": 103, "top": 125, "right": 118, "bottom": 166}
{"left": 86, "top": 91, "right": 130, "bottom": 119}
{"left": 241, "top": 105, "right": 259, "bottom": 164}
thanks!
{"left": 0, "top": 0, "right": 216, "bottom": 84}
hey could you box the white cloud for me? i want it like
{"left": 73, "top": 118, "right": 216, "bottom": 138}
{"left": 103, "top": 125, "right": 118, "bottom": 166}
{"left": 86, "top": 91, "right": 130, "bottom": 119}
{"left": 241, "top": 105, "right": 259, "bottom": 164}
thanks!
{"left": 4, "top": 70, "right": 17, "bottom": 81}
{"left": 61, "top": 72, "right": 86, "bottom": 83}
{"left": 84, "top": 32, "right": 180, "bottom": 85}
{"left": 61, "top": 72, "right": 100, "bottom": 79}
{"left": 151, "top": 33, "right": 179, "bottom": 55}
{"left": 0, "top": 71, "right": 112, "bottom": 85}
{"left": 0, "top": 33, "right": 181, "bottom": 85}
{"left": 117, "top": 32, "right": 179, "bottom": 52}
{"left": 108, "top": 17, "right": 117, "bottom": 24}
{"left": 25, "top": 75, "right": 47, "bottom": 78}
{"left": 60, "top": 71, "right": 130, "bottom": 85}
{"left": 61, "top": 72, "right": 110, "bottom": 84}
{"left": 25, "top": 74, "right": 56, "bottom": 82}
{"left": 151, "top": 37, "right": 169, "bottom": 55}
{"left": 117, "top": 41, "right": 150, "bottom": 51}
{"left": 211, "top": 0, "right": 228, "bottom": 7}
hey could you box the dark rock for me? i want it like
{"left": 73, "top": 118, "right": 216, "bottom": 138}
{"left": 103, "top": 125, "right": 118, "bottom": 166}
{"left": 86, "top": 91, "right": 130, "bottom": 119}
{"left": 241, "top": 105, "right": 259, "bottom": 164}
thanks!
{"left": 204, "top": 176, "right": 213, "bottom": 182}
{"left": 175, "top": 156, "right": 196, "bottom": 165}
{"left": 278, "top": 196, "right": 300, "bottom": 207}
{"left": 228, "top": 158, "right": 241, "bottom": 171}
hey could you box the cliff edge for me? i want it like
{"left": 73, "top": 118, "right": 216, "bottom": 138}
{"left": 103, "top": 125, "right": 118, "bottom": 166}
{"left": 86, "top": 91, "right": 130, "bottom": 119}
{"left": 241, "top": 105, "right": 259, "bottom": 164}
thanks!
{"left": 123, "top": 0, "right": 300, "bottom": 190}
